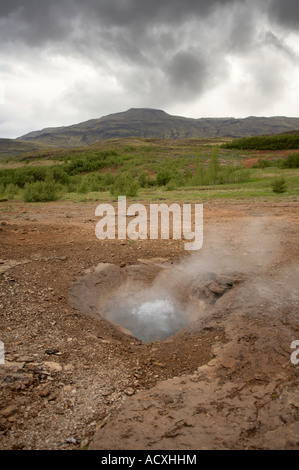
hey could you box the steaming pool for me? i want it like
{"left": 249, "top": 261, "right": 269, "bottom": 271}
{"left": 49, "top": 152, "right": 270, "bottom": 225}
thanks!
{"left": 69, "top": 261, "right": 239, "bottom": 344}
{"left": 103, "top": 297, "right": 189, "bottom": 342}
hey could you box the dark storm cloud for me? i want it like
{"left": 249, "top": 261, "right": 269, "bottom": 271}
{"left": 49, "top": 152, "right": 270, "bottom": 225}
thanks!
{"left": 166, "top": 51, "right": 208, "bottom": 98}
{"left": 1, "top": 1, "right": 298, "bottom": 50}
{"left": 0, "top": 1, "right": 298, "bottom": 64}
{"left": 270, "top": 0, "right": 299, "bottom": 28}
{"left": 0, "top": 0, "right": 234, "bottom": 55}
{"left": 0, "top": 1, "right": 234, "bottom": 31}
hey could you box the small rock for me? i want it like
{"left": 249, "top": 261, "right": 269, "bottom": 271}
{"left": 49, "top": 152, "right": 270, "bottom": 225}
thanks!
{"left": 47, "top": 392, "right": 58, "bottom": 401}
{"left": 0, "top": 361, "right": 25, "bottom": 372}
{"left": 39, "top": 387, "right": 50, "bottom": 398}
{"left": 66, "top": 437, "right": 78, "bottom": 444}
{"left": 207, "top": 281, "right": 227, "bottom": 295}
{"left": 152, "top": 361, "right": 166, "bottom": 368}
{"left": 43, "top": 362, "right": 63, "bottom": 372}
{"left": 45, "top": 349, "right": 61, "bottom": 356}
{"left": 0, "top": 404, "right": 18, "bottom": 418}
{"left": 16, "top": 356, "right": 34, "bottom": 363}
{"left": 7, "top": 416, "right": 17, "bottom": 423}
{"left": 0, "top": 417, "right": 8, "bottom": 431}
{"left": 99, "top": 339, "right": 111, "bottom": 345}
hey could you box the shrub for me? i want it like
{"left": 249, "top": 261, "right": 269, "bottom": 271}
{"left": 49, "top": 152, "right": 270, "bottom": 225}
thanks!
{"left": 253, "top": 159, "right": 272, "bottom": 168}
{"left": 51, "top": 166, "right": 69, "bottom": 184}
{"left": 156, "top": 168, "right": 173, "bottom": 186}
{"left": 280, "top": 153, "right": 299, "bottom": 169}
{"left": 23, "top": 181, "right": 59, "bottom": 202}
{"left": 62, "top": 150, "right": 120, "bottom": 175}
{"left": 191, "top": 165, "right": 206, "bottom": 186}
{"left": 138, "top": 171, "right": 148, "bottom": 188}
{"left": 111, "top": 174, "right": 139, "bottom": 197}
{"left": 165, "top": 179, "right": 177, "bottom": 191}
{"left": 78, "top": 178, "right": 89, "bottom": 194}
{"left": 76, "top": 174, "right": 104, "bottom": 193}
{"left": 125, "top": 180, "right": 139, "bottom": 197}
{"left": 5, "top": 184, "right": 19, "bottom": 199}
{"left": 145, "top": 176, "right": 157, "bottom": 187}
{"left": 102, "top": 173, "right": 115, "bottom": 187}
{"left": 271, "top": 177, "right": 287, "bottom": 194}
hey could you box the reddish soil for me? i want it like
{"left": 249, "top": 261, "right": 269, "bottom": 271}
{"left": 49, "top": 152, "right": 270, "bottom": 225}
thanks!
{"left": 243, "top": 157, "right": 259, "bottom": 168}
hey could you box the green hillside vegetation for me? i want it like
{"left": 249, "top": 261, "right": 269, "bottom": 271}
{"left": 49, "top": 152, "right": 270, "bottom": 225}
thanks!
{"left": 0, "top": 139, "right": 298, "bottom": 203}
{"left": 221, "top": 133, "right": 299, "bottom": 150}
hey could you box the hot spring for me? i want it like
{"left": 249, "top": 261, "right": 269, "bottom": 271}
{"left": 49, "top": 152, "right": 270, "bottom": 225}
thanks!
{"left": 102, "top": 296, "right": 190, "bottom": 342}
{"left": 69, "top": 261, "right": 242, "bottom": 343}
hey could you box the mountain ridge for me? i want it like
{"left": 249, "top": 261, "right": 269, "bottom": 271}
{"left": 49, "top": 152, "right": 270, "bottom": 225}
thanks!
{"left": 15, "top": 108, "right": 299, "bottom": 149}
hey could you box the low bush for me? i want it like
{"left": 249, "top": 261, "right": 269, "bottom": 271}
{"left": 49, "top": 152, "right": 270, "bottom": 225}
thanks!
{"left": 280, "top": 153, "right": 299, "bottom": 168}
{"left": 156, "top": 168, "right": 174, "bottom": 186}
{"left": 271, "top": 177, "right": 287, "bottom": 194}
{"left": 165, "top": 179, "right": 178, "bottom": 191}
{"left": 110, "top": 174, "right": 139, "bottom": 197}
{"left": 23, "top": 181, "right": 59, "bottom": 202}
{"left": 5, "top": 183, "right": 19, "bottom": 199}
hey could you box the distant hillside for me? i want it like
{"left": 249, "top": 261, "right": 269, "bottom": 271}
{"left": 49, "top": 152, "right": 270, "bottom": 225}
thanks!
{"left": 0, "top": 138, "right": 50, "bottom": 159}
{"left": 279, "top": 129, "right": 299, "bottom": 135}
{"left": 17, "top": 108, "right": 299, "bottom": 149}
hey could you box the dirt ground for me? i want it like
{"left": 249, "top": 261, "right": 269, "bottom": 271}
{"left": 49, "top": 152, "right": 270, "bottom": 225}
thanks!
{"left": 0, "top": 198, "right": 298, "bottom": 450}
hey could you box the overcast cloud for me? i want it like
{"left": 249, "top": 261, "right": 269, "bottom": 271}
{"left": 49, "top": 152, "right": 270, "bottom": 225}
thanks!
{"left": 0, "top": 0, "right": 298, "bottom": 138}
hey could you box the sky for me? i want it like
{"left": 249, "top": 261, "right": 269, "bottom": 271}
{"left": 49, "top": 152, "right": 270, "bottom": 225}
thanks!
{"left": 0, "top": 0, "right": 299, "bottom": 139}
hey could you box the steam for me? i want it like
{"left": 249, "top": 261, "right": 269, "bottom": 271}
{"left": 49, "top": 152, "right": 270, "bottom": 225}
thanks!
{"left": 146, "top": 217, "right": 281, "bottom": 295}
{"left": 71, "top": 216, "right": 295, "bottom": 343}
{"left": 100, "top": 218, "right": 285, "bottom": 342}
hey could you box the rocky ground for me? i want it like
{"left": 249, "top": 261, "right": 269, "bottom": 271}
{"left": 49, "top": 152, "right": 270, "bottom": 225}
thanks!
{"left": 0, "top": 199, "right": 298, "bottom": 450}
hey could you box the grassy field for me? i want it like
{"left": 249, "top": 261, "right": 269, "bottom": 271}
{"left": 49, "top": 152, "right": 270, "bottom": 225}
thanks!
{"left": 0, "top": 136, "right": 298, "bottom": 204}
{"left": 63, "top": 167, "right": 299, "bottom": 203}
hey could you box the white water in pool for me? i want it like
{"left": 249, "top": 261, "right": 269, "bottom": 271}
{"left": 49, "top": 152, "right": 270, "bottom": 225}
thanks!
{"left": 105, "top": 296, "right": 188, "bottom": 342}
